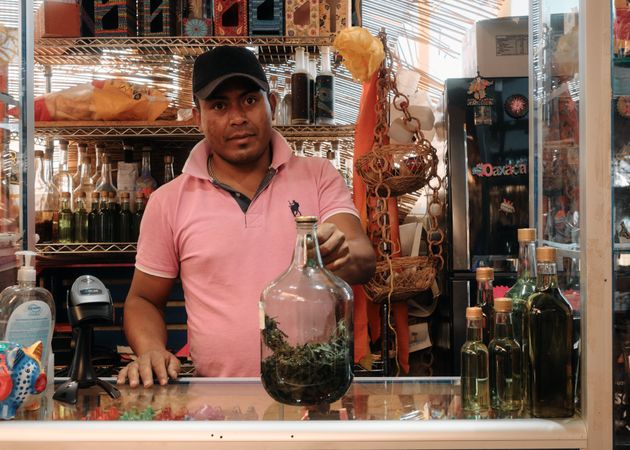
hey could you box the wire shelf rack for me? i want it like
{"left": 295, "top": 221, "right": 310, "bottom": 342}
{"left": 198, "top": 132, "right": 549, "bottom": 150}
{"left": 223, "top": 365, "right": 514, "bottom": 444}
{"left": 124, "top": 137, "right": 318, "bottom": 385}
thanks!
{"left": 36, "top": 242, "right": 137, "bottom": 254}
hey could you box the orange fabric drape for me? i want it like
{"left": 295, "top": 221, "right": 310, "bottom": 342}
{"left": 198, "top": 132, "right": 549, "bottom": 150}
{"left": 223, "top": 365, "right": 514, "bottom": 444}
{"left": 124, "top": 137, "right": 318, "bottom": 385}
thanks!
{"left": 352, "top": 72, "right": 410, "bottom": 375}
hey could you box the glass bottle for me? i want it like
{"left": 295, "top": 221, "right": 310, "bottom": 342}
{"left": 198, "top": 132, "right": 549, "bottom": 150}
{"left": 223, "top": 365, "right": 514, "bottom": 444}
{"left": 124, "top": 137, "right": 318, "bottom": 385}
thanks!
{"left": 269, "top": 75, "right": 280, "bottom": 125}
{"left": 88, "top": 192, "right": 101, "bottom": 242}
{"left": 118, "top": 143, "right": 139, "bottom": 213}
{"left": 72, "top": 142, "right": 88, "bottom": 188}
{"left": 53, "top": 139, "right": 74, "bottom": 205}
{"left": 316, "top": 46, "right": 335, "bottom": 125}
{"left": 278, "top": 78, "right": 292, "bottom": 126}
{"left": 43, "top": 146, "right": 61, "bottom": 242}
{"left": 163, "top": 155, "right": 175, "bottom": 184}
{"left": 461, "top": 306, "right": 490, "bottom": 418}
{"left": 135, "top": 149, "right": 158, "bottom": 200}
{"left": 34, "top": 150, "right": 55, "bottom": 243}
{"left": 72, "top": 156, "right": 94, "bottom": 208}
{"left": 291, "top": 47, "right": 310, "bottom": 125}
{"left": 91, "top": 143, "right": 106, "bottom": 186}
{"left": 131, "top": 193, "right": 145, "bottom": 241}
{"left": 260, "top": 216, "right": 353, "bottom": 406}
{"left": 57, "top": 192, "right": 74, "bottom": 244}
{"left": 118, "top": 192, "right": 132, "bottom": 242}
{"left": 73, "top": 192, "right": 89, "bottom": 243}
{"left": 489, "top": 298, "right": 522, "bottom": 416}
{"left": 527, "top": 246, "right": 574, "bottom": 418}
{"left": 475, "top": 266, "right": 495, "bottom": 346}
{"left": 95, "top": 154, "right": 117, "bottom": 200}
{"left": 100, "top": 192, "right": 118, "bottom": 243}
{"left": 308, "top": 54, "right": 317, "bottom": 124}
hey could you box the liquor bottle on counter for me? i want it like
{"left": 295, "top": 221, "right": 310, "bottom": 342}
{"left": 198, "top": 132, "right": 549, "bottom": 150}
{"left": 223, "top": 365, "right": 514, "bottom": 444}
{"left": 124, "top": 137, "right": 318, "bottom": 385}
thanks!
{"left": 131, "top": 193, "right": 145, "bottom": 241}
{"left": 118, "top": 192, "right": 132, "bottom": 242}
{"left": 163, "top": 155, "right": 175, "bottom": 184}
{"left": 53, "top": 139, "right": 74, "bottom": 205}
{"left": 461, "top": 306, "right": 490, "bottom": 418}
{"left": 527, "top": 246, "right": 574, "bottom": 418}
{"left": 88, "top": 192, "right": 101, "bottom": 242}
{"left": 57, "top": 192, "right": 74, "bottom": 244}
{"left": 315, "top": 46, "right": 334, "bottom": 125}
{"left": 100, "top": 192, "right": 118, "bottom": 243}
{"left": 34, "top": 150, "right": 55, "bottom": 243}
{"left": 308, "top": 53, "right": 317, "bottom": 124}
{"left": 74, "top": 192, "right": 89, "bottom": 243}
{"left": 91, "top": 143, "right": 106, "bottom": 187}
{"left": 72, "top": 142, "right": 88, "bottom": 188}
{"left": 475, "top": 267, "right": 495, "bottom": 346}
{"left": 95, "top": 154, "right": 118, "bottom": 202}
{"left": 135, "top": 148, "right": 158, "bottom": 200}
{"left": 489, "top": 298, "right": 522, "bottom": 416}
{"left": 72, "top": 156, "right": 94, "bottom": 208}
{"left": 291, "top": 47, "right": 310, "bottom": 125}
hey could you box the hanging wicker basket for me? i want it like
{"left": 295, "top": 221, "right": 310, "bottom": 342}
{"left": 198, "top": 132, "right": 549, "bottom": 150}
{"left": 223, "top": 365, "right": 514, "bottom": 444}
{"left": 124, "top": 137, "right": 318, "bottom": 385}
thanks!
{"left": 363, "top": 255, "right": 437, "bottom": 304}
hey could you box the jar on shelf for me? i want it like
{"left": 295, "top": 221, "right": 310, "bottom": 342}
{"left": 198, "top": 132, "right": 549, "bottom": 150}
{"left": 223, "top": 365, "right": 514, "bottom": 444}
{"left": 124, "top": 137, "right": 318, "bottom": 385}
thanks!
{"left": 260, "top": 216, "right": 353, "bottom": 406}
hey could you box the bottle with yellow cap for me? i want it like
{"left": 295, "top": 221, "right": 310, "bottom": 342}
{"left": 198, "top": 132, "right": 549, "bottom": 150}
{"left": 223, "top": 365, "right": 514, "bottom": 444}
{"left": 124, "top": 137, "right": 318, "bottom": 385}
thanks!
{"left": 527, "top": 246, "right": 574, "bottom": 418}
{"left": 489, "top": 298, "right": 522, "bottom": 416}
{"left": 461, "top": 306, "right": 490, "bottom": 418}
{"left": 475, "top": 266, "right": 495, "bottom": 345}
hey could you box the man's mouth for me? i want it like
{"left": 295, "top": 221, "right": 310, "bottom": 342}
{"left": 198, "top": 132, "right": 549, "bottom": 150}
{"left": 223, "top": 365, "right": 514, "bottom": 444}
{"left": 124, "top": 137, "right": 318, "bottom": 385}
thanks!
{"left": 227, "top": 133, "right": 256, "bottom": 141}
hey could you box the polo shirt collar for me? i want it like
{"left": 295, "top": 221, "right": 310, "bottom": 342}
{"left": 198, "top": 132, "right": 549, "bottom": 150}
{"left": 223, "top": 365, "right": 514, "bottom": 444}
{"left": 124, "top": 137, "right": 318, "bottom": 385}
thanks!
{"left": 182, "top": 129, "right": 293, "bottom": 181}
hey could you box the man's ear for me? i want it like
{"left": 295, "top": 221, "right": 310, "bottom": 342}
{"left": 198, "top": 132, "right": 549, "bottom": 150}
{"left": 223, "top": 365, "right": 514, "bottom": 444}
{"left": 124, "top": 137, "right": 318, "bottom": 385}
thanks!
{"left": 192, "top": 106, "right": 202, "bottom": 132}
{"left": 268, "top": 92, "right": 278, "bottom": 120}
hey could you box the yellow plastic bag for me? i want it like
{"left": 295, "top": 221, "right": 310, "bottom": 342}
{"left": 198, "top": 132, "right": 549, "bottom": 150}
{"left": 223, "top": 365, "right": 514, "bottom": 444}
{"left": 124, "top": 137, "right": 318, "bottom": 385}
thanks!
{"left": 333, "top": 27, "right": 385, "bottom": 83}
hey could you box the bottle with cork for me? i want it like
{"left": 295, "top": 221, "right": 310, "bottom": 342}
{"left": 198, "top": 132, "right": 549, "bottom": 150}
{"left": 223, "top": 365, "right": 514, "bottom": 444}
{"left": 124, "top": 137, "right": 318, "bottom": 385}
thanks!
{"left": 461, "top": 306, "right": 490, "bottom": 418}
{"left": 475, "top": 266, "right": 495, "bottom": 345}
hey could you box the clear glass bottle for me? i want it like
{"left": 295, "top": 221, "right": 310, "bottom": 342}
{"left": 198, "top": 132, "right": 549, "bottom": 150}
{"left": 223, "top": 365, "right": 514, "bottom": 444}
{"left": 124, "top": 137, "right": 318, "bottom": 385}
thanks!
{"left": 315, "top": 46, "right": 335, "bottom": 125}
{"left": 131, "top": 193, "right": 145, "bottom": 241}
{"left": 135, "top": 149, "right": 158, "bottom": 200}
{"left": 57, "top": 192, "right": 74, "bottom": 244}
{"left": 43, "top": 146, "right": 61, "bottom": 242}
{"left": 118, "top": 192, "right": 132, "bottom": 242}
{"left": 72, "top": 142, "right": 88, "bottom": 188}
{"left": 72, "top": 156, "right": 94, "bottom": 208}
{"left": 475, "top": 266, "right": 495, "bottom": 346}
{"left": 53, "top": 139, "right": 74, "bottom": 205}
{"left": 163, "top": 155, "right": 175, "bottom": 184}
{"left": 527, "top": 246, "right": 574, "bottom": 418}
{"left": 260, "top": 216, "right": 353, "bottom": 406}
{"left": 461, "top": 306, "right": 490, "bottom": 418}
{"left": 489, "top": 298, "right": 523, "bottom": 416}
{"left": 73, "top": 192, "right": 89, "bottom": 243}
{"left": 95, "top": 154, "right": 117, "bottom": 201}
{"left": 91, "top": 143, "right": 106, "bottom": 186}
{"left": 291, "top": 47, "right": 310, "bottom": 125}
{"left": 88, "top": 192, "right": 101, "bottom": 242}
{"left": 34, "top": 150, "right": 55, "bottom": 243}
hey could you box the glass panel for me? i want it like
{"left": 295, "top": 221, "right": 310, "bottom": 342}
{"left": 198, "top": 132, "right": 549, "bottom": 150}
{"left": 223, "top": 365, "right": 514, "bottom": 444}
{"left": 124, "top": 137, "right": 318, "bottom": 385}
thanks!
{"left": 613, "top": 1, "right": 630, "bottom": 447}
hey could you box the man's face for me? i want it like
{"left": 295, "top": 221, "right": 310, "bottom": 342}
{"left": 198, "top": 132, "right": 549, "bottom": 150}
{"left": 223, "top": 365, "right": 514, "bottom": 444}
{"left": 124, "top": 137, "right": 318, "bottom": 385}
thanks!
{"left": 193, "top": 77, "right": 277, "bottom": 167}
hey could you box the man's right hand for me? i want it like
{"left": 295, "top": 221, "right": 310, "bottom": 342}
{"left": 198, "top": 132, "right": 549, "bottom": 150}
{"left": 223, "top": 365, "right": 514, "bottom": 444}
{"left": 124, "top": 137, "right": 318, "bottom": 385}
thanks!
{"left": 116, "top": 349, "right": 181, "bottom": 388}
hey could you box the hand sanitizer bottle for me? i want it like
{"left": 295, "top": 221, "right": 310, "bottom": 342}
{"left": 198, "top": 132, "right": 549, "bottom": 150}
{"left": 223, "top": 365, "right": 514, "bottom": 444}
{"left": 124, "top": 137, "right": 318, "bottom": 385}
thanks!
{"left": 0, "top": 251, "right": 56, "bottom": 410}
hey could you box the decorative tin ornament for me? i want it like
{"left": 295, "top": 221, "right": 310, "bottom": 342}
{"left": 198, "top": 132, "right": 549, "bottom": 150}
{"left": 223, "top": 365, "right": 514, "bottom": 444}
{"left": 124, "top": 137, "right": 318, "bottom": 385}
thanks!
{"left": 214, "top": 0, "right": 248, "bottom": 36}
{"left": 183, "top": 17, "right": 212, "bottom": 36}
{"left": 467, "top": 73, "right": 494, "bottom": 125}
{"left": 285, "top": 0, "right": 319, "bottom": 37}
{"left": 95, "top": 0, "right": 137, "bottom": 36}
{"left": 319, "top": 0, "right": 348, "bottom": 36}
{"left": 140, "top": 0, "right": 175, "bottom": 36}
{"left": 249, "top": 0, "right": 284, "bottom": 35}
{"left": 504, "top": 94, "right": 528, "bottom": 119}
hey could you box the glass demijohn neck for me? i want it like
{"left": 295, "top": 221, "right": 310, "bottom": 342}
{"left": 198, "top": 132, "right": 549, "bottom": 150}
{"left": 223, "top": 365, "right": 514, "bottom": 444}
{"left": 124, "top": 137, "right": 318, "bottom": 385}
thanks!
{"left": 292, "top": 218, "right": 324, "bottom": 270}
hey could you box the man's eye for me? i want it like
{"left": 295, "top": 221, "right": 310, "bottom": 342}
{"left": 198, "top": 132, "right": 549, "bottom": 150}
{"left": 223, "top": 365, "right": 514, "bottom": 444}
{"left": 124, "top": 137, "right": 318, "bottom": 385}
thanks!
{"left": 245, "top": 96, "right": 257, "bottom": 105}
{"left": 211, "top": 103, "right": 225, "bottom": 111}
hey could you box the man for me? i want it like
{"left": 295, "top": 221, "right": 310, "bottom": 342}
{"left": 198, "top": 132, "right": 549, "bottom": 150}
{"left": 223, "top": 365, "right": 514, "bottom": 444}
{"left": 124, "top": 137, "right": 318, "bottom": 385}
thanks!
{"left": 118, "top": 46, "right": 375, "bottom": 388}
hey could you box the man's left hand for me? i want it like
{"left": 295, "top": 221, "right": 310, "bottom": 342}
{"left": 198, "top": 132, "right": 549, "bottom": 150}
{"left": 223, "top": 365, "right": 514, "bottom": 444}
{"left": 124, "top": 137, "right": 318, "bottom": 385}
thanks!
{"left": 317, "top": 222, "right": 350, "bottom": 273}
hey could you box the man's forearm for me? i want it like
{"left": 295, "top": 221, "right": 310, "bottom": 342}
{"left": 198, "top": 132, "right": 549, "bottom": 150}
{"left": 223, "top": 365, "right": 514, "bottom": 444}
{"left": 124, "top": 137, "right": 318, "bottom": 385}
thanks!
{"left": 333, "top": 238, "right": 376, "bottom": 285}
{"left": 124, "top": 296, "right": 169, "bottom": 355}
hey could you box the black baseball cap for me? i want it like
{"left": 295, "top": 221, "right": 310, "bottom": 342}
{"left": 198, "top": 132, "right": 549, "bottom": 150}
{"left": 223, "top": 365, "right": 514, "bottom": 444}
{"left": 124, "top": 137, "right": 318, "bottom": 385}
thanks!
{"left": 193, "top": 46, "right": 269, "bottom": 100}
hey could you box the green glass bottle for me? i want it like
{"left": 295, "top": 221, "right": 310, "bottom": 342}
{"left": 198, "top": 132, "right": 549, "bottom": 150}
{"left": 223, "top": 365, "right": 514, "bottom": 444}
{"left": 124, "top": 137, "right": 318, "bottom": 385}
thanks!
{"left": 461, "top": 306, "right": 490, "bottom": 418}
{"left": 489, "top": 298, "right": 522, "bottom": 416}
{"left": 527, "top": 246, "right": 574, "bottom": 418}
{"left": 73, "top": 192, "right": 89, "bottom": 243}
{"left": 118, "top": 192, "right": 132, "bottom": 242}
{"left": 131, "top": 193, "right": 145, "bottom": 242}
{"left": 88, "top": 192, "right": 101, "bottom": 242}
{"left": 475, "top": 267, "right": 495, "bottom": 346}
{"left": 100, "top": 191, "right": 118, "bottom": 242}
{"left": 57, "top": 192, "right": 74, "bottom": 243}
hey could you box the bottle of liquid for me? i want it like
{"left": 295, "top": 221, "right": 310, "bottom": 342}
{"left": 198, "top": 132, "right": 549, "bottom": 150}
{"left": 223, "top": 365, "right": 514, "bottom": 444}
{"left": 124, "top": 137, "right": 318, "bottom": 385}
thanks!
{"left": 100, "top": 192, "right": 118, "bottom": 243}
{"left": 269, "top": 75, "right": 280, "bottom": 125}
{"left": 260, "top": 216, "right": 353, "bottom": 406}
{"left": 163, "top": 155, "right": 175, "bottom": 184}
{"left": 278, "top": 78, "right": 292, "bottom": 126}
{"left": 0, "top": 251, "right": 55, "bottom": 409}
{"left": 308, "top": 54, "right": 317, "bottom": 124}
{"left": 461, "top": 306, "right": 490, "bottom": 418}
{"left": 72, "top": 142, "right": 88, "bottom": 188}
{"left": 131, "top": 193, "right": 145, "bottom": 241}
{"left": 475, "top": 266, "right": 495, "bottom": 345}
{"left": 72, "top": 156, "right": 94, "bottom": 208}
{"left": 88, "top": 192, "right": 101, "bottom": 243}
{"left": 118, "top": 143, "right": 139, "bottom": 212}
{"left": 57, "top": 192, "right": 74, "bottom": 244}
{"left": 291, "top": 47, "right": 310, "bottom": 125}
{"left": 91, "top": 143, "right": 106, "bottom": 187}
{"left": 489, "top": 298, "right": 522, "bottom": 416}
{"left": 34, "top": 150, "right": 55, "bottom": 243}
{"left": 315, "top": 46, "right": 335, "bottom": 125}
{"left": 95, "top": 154, "right": 118, "bottom": 202}
{"left": 43, "top": 145, "right": 61, "bottom": 242}
{"left": 53, "top": 139, "right": 74, "bottom": 205}
{"left": 135, "top": 148, "right": 158, "bottom": 200}
{"left": 527, "top": 246, "right": 574, "bottom": 418}
{"left": 73, "top": 192, "right": 89, "bottom": 243}
{"left": 118, "top": 192, "right": 133, "bottom": 242}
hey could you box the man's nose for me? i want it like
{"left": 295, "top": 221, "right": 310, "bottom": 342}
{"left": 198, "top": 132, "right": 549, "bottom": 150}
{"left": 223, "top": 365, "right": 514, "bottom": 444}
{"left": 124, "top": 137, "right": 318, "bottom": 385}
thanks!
{"left": 228, "top": 104, "right": 248, "bottom": 125}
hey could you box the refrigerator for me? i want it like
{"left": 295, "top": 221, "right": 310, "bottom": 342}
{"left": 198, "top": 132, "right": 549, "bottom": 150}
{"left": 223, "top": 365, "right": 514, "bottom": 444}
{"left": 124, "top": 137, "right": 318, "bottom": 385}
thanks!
{"left": 443, "top": 76, "right": 530, "bottom": 373}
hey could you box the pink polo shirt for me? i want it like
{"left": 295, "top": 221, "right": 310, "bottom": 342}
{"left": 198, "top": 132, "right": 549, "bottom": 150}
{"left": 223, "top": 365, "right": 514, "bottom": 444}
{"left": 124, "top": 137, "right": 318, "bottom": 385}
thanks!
{"left": 135, "top": 130, "right": 358, "bottom": 377}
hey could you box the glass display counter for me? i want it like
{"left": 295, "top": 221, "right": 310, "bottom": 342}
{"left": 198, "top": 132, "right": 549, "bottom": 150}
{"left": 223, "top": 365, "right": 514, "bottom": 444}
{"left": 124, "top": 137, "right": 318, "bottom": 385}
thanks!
{"left": 4, "top": 377, "right": 586, "bottom": 449}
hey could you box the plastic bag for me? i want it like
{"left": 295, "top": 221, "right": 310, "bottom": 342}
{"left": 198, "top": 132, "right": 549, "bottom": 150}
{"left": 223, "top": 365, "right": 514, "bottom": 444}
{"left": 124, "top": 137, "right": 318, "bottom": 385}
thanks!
{"left": 333, "top": 27, "right": 384, "bottom": 83}
{"left": 25, "top": 79, "right": 169, "bottom": 122}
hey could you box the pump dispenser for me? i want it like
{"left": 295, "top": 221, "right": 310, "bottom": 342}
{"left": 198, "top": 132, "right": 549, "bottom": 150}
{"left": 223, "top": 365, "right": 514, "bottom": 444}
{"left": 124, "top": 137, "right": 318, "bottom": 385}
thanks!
{"left": 0, "top": 251, "right": 56, "bottom": 409}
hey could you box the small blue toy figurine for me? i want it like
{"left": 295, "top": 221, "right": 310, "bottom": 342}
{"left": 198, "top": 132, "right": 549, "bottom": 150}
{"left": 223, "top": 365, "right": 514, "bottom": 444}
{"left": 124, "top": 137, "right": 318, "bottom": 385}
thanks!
{"left": 0, "top": 341, "right": 47, "bottom": 420}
